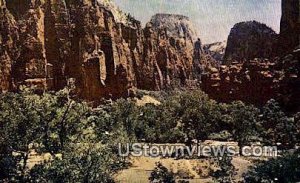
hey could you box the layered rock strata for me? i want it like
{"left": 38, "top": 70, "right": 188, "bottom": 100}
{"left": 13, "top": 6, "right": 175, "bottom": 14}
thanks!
{"left": 0, "top": 0, "right": 200, "bottom": 102}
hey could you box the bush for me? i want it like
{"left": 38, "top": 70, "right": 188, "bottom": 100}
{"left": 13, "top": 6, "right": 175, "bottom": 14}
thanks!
{"left": 29, "top": 143, "right": 122, "bottom": 183}
{"left": 261, "top": 99, "right": 298, "bottom": 149}
{"left": 1, "top": 88, "right": 299, "bottom": 182}
{"left": 244, "top": 150, "right": 300, "bottom": 182}
{"left": 149, "top": 162, "right": 176, "bottom": 183}
{"left": 226, "top": 101, "right": 261, "bottom": 152}
{"left": 0, "top": 89, "right": 129, "bottom": 182}
{"left": 212, "top": 155, "right": 237, "bottom": 183}
{"left": 167, "top": 90, "right": 222, "bottom": 145}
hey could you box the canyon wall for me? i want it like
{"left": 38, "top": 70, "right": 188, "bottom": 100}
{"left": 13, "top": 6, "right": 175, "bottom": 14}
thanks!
{"left": 279, "top": 0, "right": 300, "bottom": 54}
{"left": 1, "top": 0, "right": 299, "bottom": 111}
{"left": 224, "top": 21, "right": 278, "bottom": 64}
{"left": 0, "top": 5, "right": 18, "bottom": 92}
{"left": 203, "top": 4, "right": 300, "bottom": 111}
{"left": 203, "top": 41, "right": 226, "bottom": 62}
{"left": 0, "top": 0, "right": 199, "bottom": 102}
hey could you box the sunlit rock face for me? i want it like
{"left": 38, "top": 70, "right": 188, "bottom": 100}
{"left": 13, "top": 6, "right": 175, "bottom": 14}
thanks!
{"left": 138, "top": 13, "right": 200, "bottom": 90}
{"left": 0, "top": 0, "right": 199, "bottom": 102}
{"left": 150, "top": 13, "right": 198, "bottom": 42}
{"left": 203, "top": 41, "right": 226, "bottom": 62}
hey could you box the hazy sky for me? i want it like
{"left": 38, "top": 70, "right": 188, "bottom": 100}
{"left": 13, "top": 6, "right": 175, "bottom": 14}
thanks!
{"left": 114, "top": 0, "right": 282, "bottom": 44}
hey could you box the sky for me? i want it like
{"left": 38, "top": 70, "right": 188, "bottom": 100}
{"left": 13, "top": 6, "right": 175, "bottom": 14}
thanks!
{"left": 114, "top": 0, "right": 282, "bottom": 44}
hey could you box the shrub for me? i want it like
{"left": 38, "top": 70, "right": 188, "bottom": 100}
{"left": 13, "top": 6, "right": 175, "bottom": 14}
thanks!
{"left": 0, "top": 89, "right": 129, "bottom": 182}
{"left": 149, "top": 162, "right": 176, "bottom": 183}
{"left": 261, "top": 99, "right": 298, "bottom": 149}
{"left": 212, "top": 147, "right": 237, "bottom": 183}
{"left": 226, "top": 101, "right": 261, "bottom": 153}
{"left": 29, "top": 143, "right": 122, "bottom": 183}
{"left": 244, "top": 150, "right": 300, "bottom": 182}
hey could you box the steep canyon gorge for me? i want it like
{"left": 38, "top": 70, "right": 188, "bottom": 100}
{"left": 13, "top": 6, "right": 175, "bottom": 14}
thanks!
{"left": 0, "top": 0, "right": 299, "bottom": 110}
{"left": 202, "top": 0, "right": 300, "bottom": 111}
{"left": 0, "top": 0, "right": 197, "bottom": 102}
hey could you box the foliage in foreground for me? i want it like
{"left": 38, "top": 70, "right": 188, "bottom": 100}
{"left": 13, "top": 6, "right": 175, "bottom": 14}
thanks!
{"left": 212, "top": 148, "right": 237, "bottom": 183}
{"left": 0, "top": 88, "right": 299, "bottom": 182}
{"left": 0, "top": 89, "right": 130, "bottom": 182}
{"left": 244, "top": 150, "right": 300, "bottom": 183}
{"left": 149, "top": 162, "right": 176, "bottom": 183}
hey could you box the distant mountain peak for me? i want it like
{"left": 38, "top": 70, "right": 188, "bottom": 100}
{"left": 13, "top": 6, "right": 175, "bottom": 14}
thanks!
{"left": 150, "top": 13, "right": 199, "bottom": 42}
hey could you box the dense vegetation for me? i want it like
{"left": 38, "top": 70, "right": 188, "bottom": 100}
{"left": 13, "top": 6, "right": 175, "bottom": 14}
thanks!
{"left": 244, "top": 150, "right": 300, "bottom": 183}
{"left": 0, "top": 88, "right": 299, "bottom": 182}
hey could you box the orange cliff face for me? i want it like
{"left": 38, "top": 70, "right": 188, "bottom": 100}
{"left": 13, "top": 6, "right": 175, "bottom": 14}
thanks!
{"left": 0, "top": 4, "right": 18, "bottom": 92}
{"left": 0, "top": 0, "right": 299, "bottom": 111}
{"left": 0, "top": 0, "right": 199, "bottom": 102}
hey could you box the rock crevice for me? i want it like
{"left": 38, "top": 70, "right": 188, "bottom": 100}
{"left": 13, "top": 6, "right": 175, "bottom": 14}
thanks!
{"left": 0, "top": 0, "right": 199, "bottom": 102}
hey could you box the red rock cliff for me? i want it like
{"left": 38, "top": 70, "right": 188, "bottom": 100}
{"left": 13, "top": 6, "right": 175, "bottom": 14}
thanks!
{"left": 0, "top": 0, "right": 199, "bottom": 102}
{"left": 279, "top": 0, "right": 300, "bottom": 55}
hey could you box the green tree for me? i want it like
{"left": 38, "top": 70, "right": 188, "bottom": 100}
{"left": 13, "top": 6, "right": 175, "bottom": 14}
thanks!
{"left": 261, "top": 99, "right": 297, "bottom": 149}
{"left": 36, "top": 89, "right": 93, "bottom": 155}
{"left": 0, "top": 88, "right": 127, "bottom": 182}
{"left": 212, "top": 151, "right": 237, "bottom": 183}
{"left": 105, "top": 99, "right": 139, "bottom": 140}
{"left": 178, "top": 91, "right": 221, "bottom": 146}
{"left": 29, "top": 143, "right": 121, "bottom": 183}
{"left": 149, "top": 162, "right": 176, "bottom": 183}
{"left": 228, "top": 101, "right": 260, "bottom": 154}
{"left": 295, "top": 112, "right": 300, "bottom": 143}
{"left": 0, "top": 91, "right": 41, "bottom": 181}
{"left": 244, "top": 150, "right": 300, "bottom": 183}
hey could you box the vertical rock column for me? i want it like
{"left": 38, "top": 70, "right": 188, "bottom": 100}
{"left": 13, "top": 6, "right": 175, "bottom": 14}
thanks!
{"left": 280, "top": 0, "right": 300, "bottom": 54}
{"left": 14, "top": 1, "right": 48, "bottom": 90}
{"left": 67, "top": 1, "right": 110, "bottom": 100}
{"left": 0, "top": 2, "right": 18, "bottom": 92}
{"left": 44, "top": 0, "right": 71, "bottom": 90}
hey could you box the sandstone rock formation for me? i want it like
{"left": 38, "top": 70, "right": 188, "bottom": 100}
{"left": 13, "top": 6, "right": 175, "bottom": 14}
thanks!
{"left": 224, "top": 21, "right": 278, "bottom": 64}
{"left": 202, "top": 59, "right": 281, "bottom": 106}
{"left": 138, "top": 13, "right": 198, "bottom": 90}
{"left": 0, "top": 4, "right": 18, "bottom": 92}
{"left": 203, "top": 41, "right": 226, "bottom": 63}
{"left": 201, "top": 21, "right": 283, "bottom": 106}
{"left": 150, "top": 14, "right": 198, "bottom": 42}
{"left": 0, "top": 0, "right": 200, "bottom": 102}
{"left": 202, "top": 51, "right": 300, "bottom": 111}
{"left": 202, "top": 5, "right": 300, "bottom": 110}
{"left": 279, "top": 0, "right": 300, "bottom": 55}
{"left": 1, "top": 0, "right": 299, "bottom": 111}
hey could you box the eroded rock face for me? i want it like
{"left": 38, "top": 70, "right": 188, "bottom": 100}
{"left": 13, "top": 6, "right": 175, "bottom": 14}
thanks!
{"left": 202, "top": 52, "right": 300, "bottom": 111}
{"left": 224, "top": 21, "right": 278, "bottom": 64}
{"left": 201, "top": 2, "right": 300, "bottom": 110}
{"left": 138, "top": 14, "right": 197, "bottom": 90}
{"left": 0, "top": 5, "right": 18, "bottom": 92}
{"left": 203, "top": 41, "right": 226, "bottom": 63}
{"left": 202, "top": 1, "right": 300, "bottom": 110}
{"left": 150, "top": 14, "right": 198, "bottom": 42}
{"left": 0, "top": 0, "right": 198, "bottom": 102}
{"left": 202, "top": 59, "right": 281, "bottom": 106}
{"left": 279, "top": 0, "right": 300, "bottom": 55}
